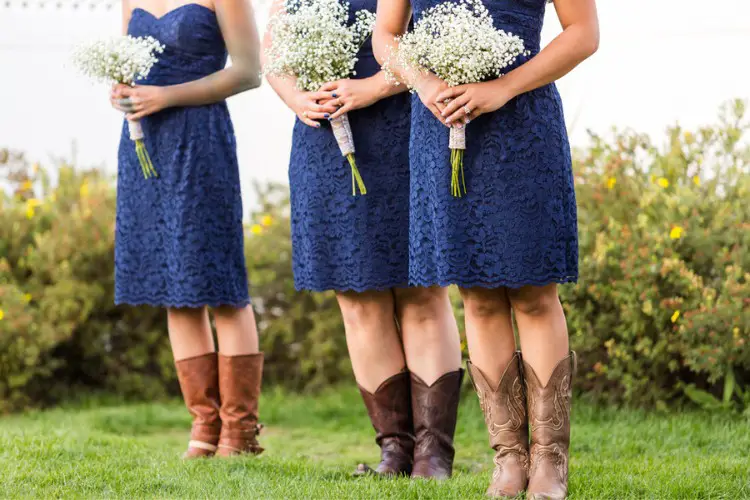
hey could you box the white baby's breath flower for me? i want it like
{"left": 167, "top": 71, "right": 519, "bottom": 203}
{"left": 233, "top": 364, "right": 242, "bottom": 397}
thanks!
{"left": 264, "top": 0, "right": 376, "bottom": 92}
{"left": 72, "top": 35, "right": 165, "bottom": 85}
{"left": 385, "top": 0, "right": 527, "bottom": 88}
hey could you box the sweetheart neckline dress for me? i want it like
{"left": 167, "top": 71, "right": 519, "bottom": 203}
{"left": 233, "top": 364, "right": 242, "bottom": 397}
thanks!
{"left": 407, "top": 0, "right": 578, "bottom": 289}
{"left": 115, "top": 5, "right": 251, "bottom": 308}
{"left": 288, "top": 0, "right": 412, "bottom": 292}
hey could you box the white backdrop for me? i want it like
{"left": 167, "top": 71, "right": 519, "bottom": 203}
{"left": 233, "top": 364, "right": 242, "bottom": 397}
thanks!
{"left": 0, "top": 0, "right": 748, "bottom": 209}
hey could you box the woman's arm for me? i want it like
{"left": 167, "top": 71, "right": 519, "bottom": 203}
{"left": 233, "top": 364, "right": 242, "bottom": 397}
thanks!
{"left": 372, "top": 0, "right": 449, "bottom": 123}
{"left": 121, "top": 0, "right": 131, "bottom": 35}
{"left": 262, "top": 0, "right": 338, "bottom": 127}
{"left": 118, "top": 0, "right": 262, "bottom": 120}
{"left": 438, "top": 0, "right": 599, "bottom": 124}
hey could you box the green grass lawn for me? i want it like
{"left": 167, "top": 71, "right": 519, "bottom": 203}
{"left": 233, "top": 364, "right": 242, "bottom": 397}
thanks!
{"left": 1, "top": 387, "right": 748, "bottom": 499}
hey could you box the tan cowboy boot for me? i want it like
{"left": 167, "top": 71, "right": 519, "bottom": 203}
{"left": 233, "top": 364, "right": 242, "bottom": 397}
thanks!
{"left": 354, "top": 370, "right": 415, "bottom": 477}
{"left": 468, "top": 352, "right": 529, "bottom": 497}
{"left": 411, "top": 369, "right": 464, "bottom": 480}
{"left": 215, "top": 353, "right": 264, "bottom": 457}
{"left": 524, "top": 352, "right": 577, "bottom": 500}
{"left": 175, "top": 353, "right": 222, "bottom": 458}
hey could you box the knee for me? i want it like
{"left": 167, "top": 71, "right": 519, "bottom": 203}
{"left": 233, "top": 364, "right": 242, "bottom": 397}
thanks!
{"left": 168, "top": 306, "right": 207, "bottom": 323}
{"left": 461, "top": 288, "right": 511, "bottom": 319}
{"left": 337, "top": 293, "right": 391, "bottom": 329}
{"left": 395, "top": 287, "right": 449, "bottom": 323}
{"left": 212, "top": 304, "right": 249, "bottom": 322}
{"left": 507, "top": 285, "right": 559, "bottom": 317}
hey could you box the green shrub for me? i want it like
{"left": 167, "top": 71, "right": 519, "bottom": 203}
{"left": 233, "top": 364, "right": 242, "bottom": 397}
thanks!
{"left": 562, "top": 100, "right": 749, "bottom": 408}
{"left": 0, "top": 101, "right": 748, "bottom": 412}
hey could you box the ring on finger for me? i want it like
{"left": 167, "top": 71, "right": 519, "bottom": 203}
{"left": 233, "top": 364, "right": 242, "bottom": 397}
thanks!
{"left": 302, "top": 111, "right": 308, "bottom": 118}
{"left": 463, "top": 105, "right": 471, "bottom": 115}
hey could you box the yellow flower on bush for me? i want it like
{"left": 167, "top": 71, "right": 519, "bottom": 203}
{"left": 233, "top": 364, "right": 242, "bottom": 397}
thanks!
{"left": 692, "top": 175, "right": 700, "bottom": 187}
{"left": 606, "top": 177, "right": 617, "bottom": 190}
{"left": 683, "top": 131, "right": 694, "bottom": 144}
{"left": 21, "top": 180, "right": 33, "bottom": 191}
{"left": 669, "top": 226, "right": 684, "bottom": 240}
{"left": 261, "top": 215, "right": 274, "bottom": 227}
{"left": 250, "top": 224, "right": 263, "bottom": 235}
{"left": 27, "top": 199, "right": 42, "bottom": 209}
{"left": 26, "top": 206, "right": 35, "bottom": 219}
{"left": 80, "top": 182, "right": 90, "bottom": 198}
{"left": 671, "top": 310, "right": 680, "bottom": 323}
{"left": 0, "top": 309, "right": 4, "bottom": 321}
{"left": 23, "top": 294, "right": 32, "bottom": 304}
{"left": 657, "top": 177, "right": 670, "bottom": 188}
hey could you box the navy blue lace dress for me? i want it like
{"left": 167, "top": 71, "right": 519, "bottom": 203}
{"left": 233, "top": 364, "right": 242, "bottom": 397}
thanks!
{"left": 288, "top": 0, "right": 411, "bottom": 292}
{"left": 408, "top": 0, "right": 578, "bottom": 288}
{"left": 115, "top": 5, "right": 250, "bottom": 308}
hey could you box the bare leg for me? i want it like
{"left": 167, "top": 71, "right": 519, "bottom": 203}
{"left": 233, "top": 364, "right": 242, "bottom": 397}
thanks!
{"left": 337, "top": 290, "right": 405, "bottom": 393}
{"left": 167, "top": 307, "right": 215, "bottom": 360}
{"left": 508, "top": 283, "right": 569, "bottom": 385}
{"left": 395, "top": 286, "right": 461, "bottom": 385}
{"left": 213, "top": 305, "right": 260, "bottom": 356}
{"left": 459, "top": 287, "right": 516, "bottom": 387}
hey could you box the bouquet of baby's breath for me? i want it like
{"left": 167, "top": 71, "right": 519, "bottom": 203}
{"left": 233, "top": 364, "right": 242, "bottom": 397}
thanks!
{"left": 72, "top": 35, "right": 164, "bottom": 179}
{"left": 384, "top": 0, "right": 526, "bottom": 197}
{"left": 264, "top": 0, "right": 375, "bottom": 195}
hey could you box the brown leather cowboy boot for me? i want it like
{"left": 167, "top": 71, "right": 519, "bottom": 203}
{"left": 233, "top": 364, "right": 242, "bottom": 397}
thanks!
{"left": 524, "top": 352, "right": 576, "bottom": 500}
{"left": 354, "top": 370, "right": 414, "bottom": 476}
{"left": 411, "top": 369, "right": 464, "bottom": 480}
{"left": 468, "top": 352, "right": 529, "bottom": 498}
{"left": 215, "top": 353, "right": 264, "bottom": 457}
{"left": 175, "top": 352, "right": 222, "bottom": 458}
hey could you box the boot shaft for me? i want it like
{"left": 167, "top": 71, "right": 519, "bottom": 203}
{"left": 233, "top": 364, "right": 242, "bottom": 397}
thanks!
{"left": 410, "top": 369, "right": 464, "bottom": 479}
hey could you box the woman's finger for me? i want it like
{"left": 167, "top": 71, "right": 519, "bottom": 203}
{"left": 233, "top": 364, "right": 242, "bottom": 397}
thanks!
{"left": 300, "top": 116, "right": 321, "bottom": 128}
{"left": 309, "top": 91, "right": 334, "bottom": 102}
{"left": 319, "top": 81, "right": 340, "bottom": 92}
{"left": 125, "top": 111, "right": 148, "bottom": 121}
{"left": 442, "top": 94, "right": 471, "bottom": 121}
{"left": 312, "top": 102, "right": 338, "bottom": 114}
{"left": 427, "top": 104, "right": 448, "bottom": 126}
{"left": 445, "top": 98, "right": 474, "bottom": 125}
{"left": 434, "top": 86, "right": 466, "bottom": 104}
{"left": 328, "top": 102, "right": 352, "bottom": 120}
{"left": 304, "top": 110, "right": 330, "bottom": 121}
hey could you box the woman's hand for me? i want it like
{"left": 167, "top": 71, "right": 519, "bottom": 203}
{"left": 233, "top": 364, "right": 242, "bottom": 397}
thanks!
{"left": 436, "top": 80, "right": 514, "bottom": 125}
{"left": 318, "top": 77, "right": 384, "bottom": 120}
{"left": 288, "top": 90, "right": 339, "bottom": 128}
{"left": 413, "top": 73, "right": 450, "bottom": 126}
{"left": 110, "top": 84, "right": 171, "bottom": 121}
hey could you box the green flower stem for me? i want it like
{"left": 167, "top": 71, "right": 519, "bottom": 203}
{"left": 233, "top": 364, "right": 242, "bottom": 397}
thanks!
{"left": 347, "top": 153, "right": 367, "bottom": 196}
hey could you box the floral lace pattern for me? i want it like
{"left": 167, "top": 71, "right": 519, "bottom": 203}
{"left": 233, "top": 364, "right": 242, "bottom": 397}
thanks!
{"left": 408, "top": 0, "right": 578, "bottom": 288}
{"left": 115, "top": 6, "right": 250, "bottom": 307}
{"left": 289, "top": 0, "right": 411, "bottom": 292}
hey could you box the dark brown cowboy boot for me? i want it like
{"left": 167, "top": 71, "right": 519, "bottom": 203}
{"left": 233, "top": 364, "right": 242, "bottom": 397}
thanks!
{"left": 175, "top": 352, "right": 222, "bottom": 458}
{"left": 411, "top": 369, "right": 464, "bottom": 480}
{"left": 524, "top": 352, "right": 577, "bottom": 500}
{"left": 215, "top": 353, "right": 264, "bottom": 457}
{"left": 354, "top": 370, "right": 414, "bottom": 477}
{"left": 468, "top": 352, "right": 529, "bottom": 497}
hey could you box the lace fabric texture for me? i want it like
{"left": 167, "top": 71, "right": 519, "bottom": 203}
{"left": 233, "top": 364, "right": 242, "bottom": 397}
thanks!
{"left": 115, "top": 6, "right": 250, "bottom": 307}
{"left": 289, "top": 0, "right": 411, "bottom": 292}
{"left": 408, "top": 0, "right": 578, "bottom": 288}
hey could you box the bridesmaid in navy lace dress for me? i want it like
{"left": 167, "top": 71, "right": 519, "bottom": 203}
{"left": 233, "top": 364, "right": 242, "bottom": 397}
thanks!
{"left": 375, "top": 0, "right": 599, "bottom": 496}
{"left": 110, "top": 0, "right": 265, "bottom": 458}
{"left": 263, "top": 0, "right": 463, "bottom": 479}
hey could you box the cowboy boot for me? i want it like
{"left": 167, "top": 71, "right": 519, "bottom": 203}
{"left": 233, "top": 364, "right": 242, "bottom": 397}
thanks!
{"left": 215, "top": 353, "right": 264, "bottom": 457}
{"left": 468, "top": 352, "right": 529, "bottom": 498}
{"left": 524, "top": 352, "right": 577, "bottom": 500}
{"left": 354, "top": 370, "right": 415, "bottom": 477}
{"left": 411, "top": 369, "right": 464, "bottom": 479}
{"left": 175, "top": 352, "right": 222, "bottom": 458}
